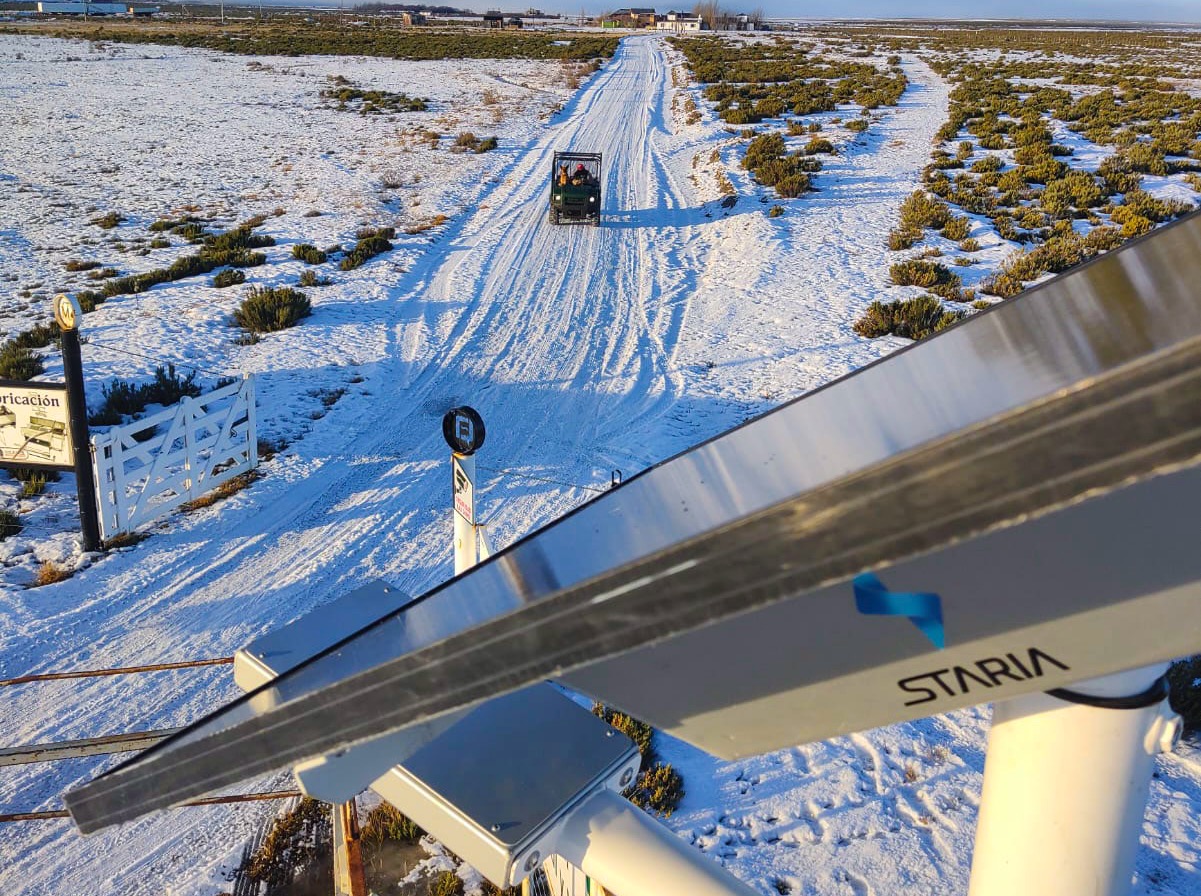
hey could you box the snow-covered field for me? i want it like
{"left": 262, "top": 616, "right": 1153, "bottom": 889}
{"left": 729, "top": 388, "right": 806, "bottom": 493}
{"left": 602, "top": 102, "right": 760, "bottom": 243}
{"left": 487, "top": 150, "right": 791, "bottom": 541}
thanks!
{"left": 0, "top": 29, "right": 1199, "bottom": 896}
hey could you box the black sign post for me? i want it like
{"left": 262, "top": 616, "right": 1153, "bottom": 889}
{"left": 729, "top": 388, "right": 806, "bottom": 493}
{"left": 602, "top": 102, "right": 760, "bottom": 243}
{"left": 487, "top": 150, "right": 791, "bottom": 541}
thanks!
{"left": 55, "top": 295, "right": 101, "bottom": 552}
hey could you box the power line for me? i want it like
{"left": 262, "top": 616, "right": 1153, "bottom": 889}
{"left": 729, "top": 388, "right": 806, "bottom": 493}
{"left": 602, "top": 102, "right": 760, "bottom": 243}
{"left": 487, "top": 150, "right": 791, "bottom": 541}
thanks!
{"left": 83, "top": 339, "right": 236, "bottom": 379}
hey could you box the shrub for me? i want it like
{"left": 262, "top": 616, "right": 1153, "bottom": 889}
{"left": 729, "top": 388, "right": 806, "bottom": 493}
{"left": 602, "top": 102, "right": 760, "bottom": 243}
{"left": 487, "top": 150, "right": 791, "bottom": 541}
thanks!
{"left": 959, "top": 237, "right": 981, "bottom": 252}
{"left": 847, "top": 117, "right": 869, "bottom": 133}
{"left": 898, "top": 190, "right": 950, "bottom": 231}
{"left": 982, "top": 272, "right": 1025, "bottom": 298}
{"left": 298, "top": 269, "right": 331, "bottom": 287}
{"left": 64, "top": 259, "right": 102, "bottom": 272}
{"left": 624, "top": 763, "right": 685, "bottom": 818}
{"left": 0, "top": 508, "right": 21, "bottom": 540}
{"left": 593, "top": 703, "right": 655, "bottom": 762}
{"left": 19, "top": 470, "right": 54, "bottom": 496}
{"left": 1168, "top": 656, "right": 1201, "bottom": 732}
{"left": 889, "top": 259, "right": 961, "bottom": 291}
{"left": 942, "top": 216, "right": 970, "bottom": 241}
{"left": 246, "top": 798, "right": 328, "bottom": 888}
{"left": 291, "top": 243, "right": 328, "bottom": 265}
{"left": 888, "top": 227, "right": 921, "bottom": 251}
{"left": 35, "top": 561, "right": 72, "bottom": 586}
{"left": 10, "top": 322, "right": 61, "bottom": 351}
{"left": 361, "top": 803, "right": 424, "bottom": 845}
{"left": 90, "top": 364, "right": 201, "bottom": 424}
{"left": 90, "top": 211, "right": 124, "bottom": 229}
{"left": 0, "top": 343, "right": 45, "bottom": 381}
{"left": 854, "top": 295, "right": 963, "bottom": 340}
{"left": 970, "top": 155, "right": 1003, "bottom": 173}
{"left": 803, "top": 137, "right": 834, "bottom": 155}
{"left": 212, "top": 268, "right": 246, "bottom": 289}
{"left": 767, "top": 205, "right": 784, "bottom": 218}
{"left": 452, "top": 132, "right": 496, "bottom": 152}
{"left": 340, "top": 232, "right": 394, "bottom": 270}
{"left": 235, "top": 286, "right": 311, "bottom": 333}
{"left": 431, "top": 872, "right": 465, "bottom": 896}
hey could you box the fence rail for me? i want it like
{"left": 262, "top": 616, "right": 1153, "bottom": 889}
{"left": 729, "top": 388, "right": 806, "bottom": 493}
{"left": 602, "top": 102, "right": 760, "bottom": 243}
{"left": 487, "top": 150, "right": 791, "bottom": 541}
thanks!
{"left": 0, "top": 790, "right": 302, "bottom": 824}
{"left": 0, "top": 657, "right": 233, "bottom": 688}
{"left": 0, "top": 727, "right": 184, "bottom": 767}
{"left": 93, "top": 376, "right": 257, "bottom": 539}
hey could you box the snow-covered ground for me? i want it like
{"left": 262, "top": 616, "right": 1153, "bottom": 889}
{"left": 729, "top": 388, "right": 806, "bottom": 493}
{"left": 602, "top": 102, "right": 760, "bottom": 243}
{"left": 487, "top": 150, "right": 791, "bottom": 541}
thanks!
{"left": 0, "top": 30, "right": 1198, "bottom": 896}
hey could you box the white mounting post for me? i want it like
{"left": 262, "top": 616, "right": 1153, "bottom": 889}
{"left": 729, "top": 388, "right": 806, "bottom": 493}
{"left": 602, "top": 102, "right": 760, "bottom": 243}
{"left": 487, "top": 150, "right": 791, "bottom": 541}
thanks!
{"left": 558, "top": 789, "right": 760, "bottom": 896}
{"left": 968, "top": 663, "right": 1181, "bottom": 896}
{"left": 443, "top": 406, "right": 486, "bottom": 576}
{"left": 453, "top": 452, "right": 477, "bottom": 575}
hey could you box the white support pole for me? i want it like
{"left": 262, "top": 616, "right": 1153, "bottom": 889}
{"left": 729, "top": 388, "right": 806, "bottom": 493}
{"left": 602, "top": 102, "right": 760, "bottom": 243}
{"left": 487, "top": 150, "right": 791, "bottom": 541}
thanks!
{"left": 557, "top": 789, "right": 760, "bottom": 896}
{"left": 968, "top": 663, "right": 1181, "bottom": 896}
{"left": 453, "top": 453, "right": 477, "bottom": 576}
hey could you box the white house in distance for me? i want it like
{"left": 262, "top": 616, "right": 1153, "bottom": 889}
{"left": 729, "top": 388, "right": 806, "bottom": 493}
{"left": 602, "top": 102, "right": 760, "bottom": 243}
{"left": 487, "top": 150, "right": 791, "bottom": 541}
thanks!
{"left": 655, "top": 10, "right": 704, "bottom": 31}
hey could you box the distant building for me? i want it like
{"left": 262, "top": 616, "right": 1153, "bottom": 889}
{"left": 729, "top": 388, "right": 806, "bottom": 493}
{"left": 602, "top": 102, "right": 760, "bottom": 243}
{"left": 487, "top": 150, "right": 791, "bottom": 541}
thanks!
{"left": 602, "top": 7, "right": 656, "bottom": 28}
{"left": 504, "top": 15, "right": 523, "bottom": 28}
{"left": 656, "top": 12, "right": 703, "bottom": 31}
{"left": 400, "top": 11, "right": 425, "bottom": 26}
{"left": 482, "top": 10, "right": 504, "bottom": 28}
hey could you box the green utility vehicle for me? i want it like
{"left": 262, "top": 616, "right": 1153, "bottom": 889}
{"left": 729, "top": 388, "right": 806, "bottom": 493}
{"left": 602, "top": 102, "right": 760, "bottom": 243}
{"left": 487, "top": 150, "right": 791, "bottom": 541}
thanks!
{"left": 550, "top": 151, "right": 602, "bottom": 225}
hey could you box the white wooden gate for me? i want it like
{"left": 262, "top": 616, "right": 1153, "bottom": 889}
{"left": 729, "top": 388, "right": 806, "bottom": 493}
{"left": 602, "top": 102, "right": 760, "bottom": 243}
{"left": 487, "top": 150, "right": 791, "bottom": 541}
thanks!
{"left": 92, "top": 376, "right": 257, "bottom": 540}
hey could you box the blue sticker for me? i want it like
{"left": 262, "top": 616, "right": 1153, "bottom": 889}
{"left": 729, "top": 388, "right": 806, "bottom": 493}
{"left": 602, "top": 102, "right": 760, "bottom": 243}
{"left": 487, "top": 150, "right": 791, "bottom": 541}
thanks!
{"left": 853, "top": 572, "right": 945, "bottom": 649}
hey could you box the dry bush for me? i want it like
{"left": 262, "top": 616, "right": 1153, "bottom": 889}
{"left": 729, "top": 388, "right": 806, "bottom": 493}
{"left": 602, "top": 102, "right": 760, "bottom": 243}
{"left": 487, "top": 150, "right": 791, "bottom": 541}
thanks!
{"left": 35, "top": 561, "right": 72, "bottom": 586}
{"left": 179, "top": 471, "right": 260, "bottom": 512}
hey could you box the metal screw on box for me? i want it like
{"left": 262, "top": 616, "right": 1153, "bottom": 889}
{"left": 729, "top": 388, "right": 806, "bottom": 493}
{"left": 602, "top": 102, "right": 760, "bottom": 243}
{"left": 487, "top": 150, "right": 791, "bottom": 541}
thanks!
{"left": 54, "top": 295, "right": 100, "bottom": 553}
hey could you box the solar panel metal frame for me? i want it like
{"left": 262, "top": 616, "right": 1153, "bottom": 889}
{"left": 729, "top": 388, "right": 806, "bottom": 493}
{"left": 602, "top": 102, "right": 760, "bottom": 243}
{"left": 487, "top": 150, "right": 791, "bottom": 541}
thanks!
{"left": 66, "top": 211, "right": 1201, "bottom": 833}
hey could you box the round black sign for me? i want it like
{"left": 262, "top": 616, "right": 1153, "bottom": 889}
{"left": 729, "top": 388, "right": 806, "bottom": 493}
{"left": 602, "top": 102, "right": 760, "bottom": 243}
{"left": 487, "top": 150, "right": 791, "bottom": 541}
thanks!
{"left": 442, "top": 406, "right": 486, "bottom": 456}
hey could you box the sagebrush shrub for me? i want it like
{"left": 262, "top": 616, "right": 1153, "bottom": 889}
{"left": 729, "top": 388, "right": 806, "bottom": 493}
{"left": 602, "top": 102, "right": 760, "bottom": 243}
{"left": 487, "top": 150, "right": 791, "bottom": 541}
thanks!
{"left": 340, "top": 232, "right": 393, "bottom": 270}
{"left": 0, "top": 509, "right": 21, "bottom": 541}
{"left": 889, "top": 259, "right": 960, "bottom": 291}
{"left": 1168, "top": 656, "right": 1201, "bottom": 732}
{"left": 212, "top": 268, "right": 246, "bottom": 289}
{"left": 0, "top": 343, "right": 44, "bottom": 381}
{"left": 430, "top": 872, "right": 465, "bottom": 896}
{"left": 291, "top": 243, "right": 328, "bottom": 265}
{"left": 854, "top": 295, "right": 963, "bottom": 340}
{"left": 898, "top": 190, "right": 950, "bottom": 231}
{"left": 593, "top": 702, "right": 655, "bottom": 762}
{"left": 941, "top": 216, "right": 970, "bottom": 241}
{"left": 888, "top": 227, "right": 920, "bottom": 251}
{"left": 235, "top": 286, "right": 311, "bottom": 332}
{"left": 625, "top": 762, "right": 685, "bottom": 818}
{"left": 361, "top": 803, "right": 424, "bottom": 845}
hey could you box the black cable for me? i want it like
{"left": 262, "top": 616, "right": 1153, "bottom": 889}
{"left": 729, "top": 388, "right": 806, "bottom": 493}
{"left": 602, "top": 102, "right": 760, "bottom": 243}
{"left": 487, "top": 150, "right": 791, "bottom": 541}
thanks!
{"left": 1046, "top": 675, "right": 1168, "bottom": 710}
{"left": 83, "top": 336, "right": 232, "bottom": 374}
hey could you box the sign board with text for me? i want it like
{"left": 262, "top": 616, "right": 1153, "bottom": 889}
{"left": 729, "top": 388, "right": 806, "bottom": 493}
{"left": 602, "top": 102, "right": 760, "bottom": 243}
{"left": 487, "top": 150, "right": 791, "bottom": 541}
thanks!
{"left": 453, "top": 455, "right": 474, "bottom": 525}
{"left": 0, "top": 380, "right": 73, "bottom": 469}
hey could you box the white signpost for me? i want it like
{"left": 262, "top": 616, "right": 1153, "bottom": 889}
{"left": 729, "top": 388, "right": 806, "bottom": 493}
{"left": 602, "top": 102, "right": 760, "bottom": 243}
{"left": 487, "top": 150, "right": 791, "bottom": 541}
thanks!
{"left": 443, "top": 406, "right": 486, "bottom": 576}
